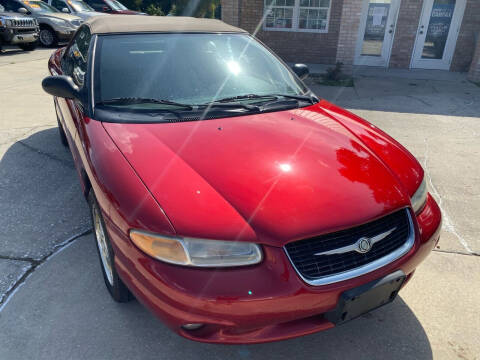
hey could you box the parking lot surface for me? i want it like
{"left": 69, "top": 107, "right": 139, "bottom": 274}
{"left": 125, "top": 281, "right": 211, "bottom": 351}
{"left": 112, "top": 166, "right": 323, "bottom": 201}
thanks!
{"left": 0, "top": 49, "right": 479, "bottom": 359}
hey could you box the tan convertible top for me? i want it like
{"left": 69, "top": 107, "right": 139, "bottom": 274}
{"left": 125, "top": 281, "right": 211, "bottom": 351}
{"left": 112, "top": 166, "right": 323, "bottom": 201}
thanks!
{"left": 86, "top": 15, "right": 247, "bottom": 35}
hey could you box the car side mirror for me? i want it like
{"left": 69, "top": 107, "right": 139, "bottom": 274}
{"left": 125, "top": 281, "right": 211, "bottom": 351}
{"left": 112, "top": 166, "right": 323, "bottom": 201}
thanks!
{"left": 17, "top": 7, "right": 28, "bottom": 14}
{"left": 62, "top": 7, "right": 70, "bottom": 13}
{"left": 42, "top": 75, "right": 81, "bottom": 100}
{"left": 291, "top": 63, "right": 309, "bottom": 80}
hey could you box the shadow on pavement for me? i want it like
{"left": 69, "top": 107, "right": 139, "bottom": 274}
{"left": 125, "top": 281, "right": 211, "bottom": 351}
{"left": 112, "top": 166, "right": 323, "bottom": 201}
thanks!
{"left": 0, "top": 128, "right": 432, "bottom": 359}
{"left": 0, "top": 49, "right": 25, "bottom": 56}
{"left": 306, "top": 74, "right": 480, "bottom": 118}
{"left": 0, "top": 128, "right": 90, "bottom": 260}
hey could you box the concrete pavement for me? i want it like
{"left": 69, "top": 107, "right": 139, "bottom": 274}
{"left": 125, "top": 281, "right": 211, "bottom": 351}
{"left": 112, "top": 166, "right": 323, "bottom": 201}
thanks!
{"left": 0, "top": 49, "right": 479, "bottom": 359}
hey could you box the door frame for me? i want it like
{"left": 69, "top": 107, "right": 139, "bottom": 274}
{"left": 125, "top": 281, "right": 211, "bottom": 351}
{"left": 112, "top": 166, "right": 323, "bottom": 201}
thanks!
{"left": 354, "top": 0, "right": 402, "bottom": 67}
{"left": 410, "top": 0, "right": 466, "bottom": 70}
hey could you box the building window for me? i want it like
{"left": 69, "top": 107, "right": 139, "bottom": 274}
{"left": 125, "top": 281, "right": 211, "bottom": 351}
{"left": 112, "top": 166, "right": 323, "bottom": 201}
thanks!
{"left": 264, "top": 0, "right": 331, "bottom": 33}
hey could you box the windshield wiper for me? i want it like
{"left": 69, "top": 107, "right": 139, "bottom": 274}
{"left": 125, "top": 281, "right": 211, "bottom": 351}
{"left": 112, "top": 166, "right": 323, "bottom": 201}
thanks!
{"left": 198, "top": 102, "right": 260, "bottom": 111}
{"left": 271, "top": 93, "right": 318, "bottom": 104}
{"left": 212, "top": 93, "right": 317, "bottom": 106}
{"left": 96, "top": 97, "right": 193, "bottom": 110}
{"left": 212, "top": 94, "right": 277, "bottom": 103}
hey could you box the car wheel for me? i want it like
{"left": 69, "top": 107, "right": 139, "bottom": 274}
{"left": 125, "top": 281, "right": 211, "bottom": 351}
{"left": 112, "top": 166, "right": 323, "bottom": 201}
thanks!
{"left": 57, "top": 118, "right": 68, "bottom": 147}
{"left": 88, "top": 190, "right": 133, "bottom": 303}
{"left": 19, "top": 42, "right": 38, "bottom": 51}
{"left": 39, "top": 28, "right": 58, "bottom": 47}
{"left": 55, "top": 103, "right": 68, "bottom": 147}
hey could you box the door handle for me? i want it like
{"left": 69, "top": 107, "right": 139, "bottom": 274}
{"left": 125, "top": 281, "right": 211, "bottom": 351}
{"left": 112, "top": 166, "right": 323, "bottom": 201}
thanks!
{"left": 419, "top": 31, "right": 424, "bottom": 34}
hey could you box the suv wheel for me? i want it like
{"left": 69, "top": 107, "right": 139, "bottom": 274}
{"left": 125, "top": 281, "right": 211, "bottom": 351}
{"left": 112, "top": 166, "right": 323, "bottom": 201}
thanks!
{"left": 39, "top": 28, "right": 57, "bottom": 47}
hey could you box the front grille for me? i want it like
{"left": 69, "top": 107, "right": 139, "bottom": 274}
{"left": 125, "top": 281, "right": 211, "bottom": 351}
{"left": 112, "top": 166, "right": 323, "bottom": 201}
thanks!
{"left": 285, "top": 209, "right": 412, "bottom": 283}
{"left": 12, "top": 19, "right": 35, "bottom": 28}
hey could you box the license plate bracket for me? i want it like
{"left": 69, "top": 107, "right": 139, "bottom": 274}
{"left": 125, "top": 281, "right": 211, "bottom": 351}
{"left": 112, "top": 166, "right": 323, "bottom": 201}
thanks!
{"left": 325, "top": 270, "right": 406, "bottom": 325}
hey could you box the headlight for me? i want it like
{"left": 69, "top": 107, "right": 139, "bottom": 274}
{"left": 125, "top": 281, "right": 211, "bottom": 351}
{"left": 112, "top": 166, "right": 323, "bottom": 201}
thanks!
{"left": 130, "top": 231, "right": 263, "bottom": 267}
{"left": 411, "top": 177, "right": 427, "bottom": 214}
{"left": 6, "top": 19, "right": 13, "bottom": 26}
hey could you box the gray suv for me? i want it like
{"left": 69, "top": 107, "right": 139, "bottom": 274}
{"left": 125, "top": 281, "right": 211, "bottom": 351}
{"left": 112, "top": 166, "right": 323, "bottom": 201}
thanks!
{"left": 0, "top": 0, "right": 82, "bottom": 46}
{"left": 0, "top": 4, "right": 39, "bottom": 51}
{"left": 44, "top": 0, "right": 105, "bottom": 21}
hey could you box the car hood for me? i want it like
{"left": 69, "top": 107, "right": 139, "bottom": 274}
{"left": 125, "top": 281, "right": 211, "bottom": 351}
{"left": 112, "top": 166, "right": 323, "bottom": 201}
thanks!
{"left": 0, "top": 11, "right": 29, "bottom": 18}
{"left": 37, "top": 13, "right": 81, "bottom": 21}
{"left": 103, "top": 102, "right": 411, "bottom": 246}
{"left": 112, "top": 9, "right": 144, "bottom": 14}
{"left": 73, "top": 11, "right": 104, "bottom": 19}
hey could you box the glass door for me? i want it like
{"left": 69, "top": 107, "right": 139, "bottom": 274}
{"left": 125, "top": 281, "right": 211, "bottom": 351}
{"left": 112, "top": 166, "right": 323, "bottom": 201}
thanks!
{"left": 411, "top": 0, "right": 466, "bottom": 70}
{"left": 354, "top": 0, "right": 401, "bottom": 67}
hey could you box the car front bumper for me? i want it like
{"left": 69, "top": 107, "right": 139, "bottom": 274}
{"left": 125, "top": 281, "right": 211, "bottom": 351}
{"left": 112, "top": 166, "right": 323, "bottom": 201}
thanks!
{"left": 0, "top": 29, "right": 39, "bottom": 44}
{"left": 55, "top": 28, "right": 75, "bottom": 41}
{"left": 107, "top": 194, "right": 441, "bottom": 344}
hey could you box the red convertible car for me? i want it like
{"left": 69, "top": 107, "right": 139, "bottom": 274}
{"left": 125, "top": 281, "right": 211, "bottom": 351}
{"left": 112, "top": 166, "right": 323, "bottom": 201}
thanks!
{"left": 42, "top": 16, "right": 441, "bottom": 344}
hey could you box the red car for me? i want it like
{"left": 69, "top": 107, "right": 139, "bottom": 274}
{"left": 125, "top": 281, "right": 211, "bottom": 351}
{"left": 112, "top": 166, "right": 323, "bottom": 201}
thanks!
{"left": 42, "top": 16, "right": 441, "bottom": 344}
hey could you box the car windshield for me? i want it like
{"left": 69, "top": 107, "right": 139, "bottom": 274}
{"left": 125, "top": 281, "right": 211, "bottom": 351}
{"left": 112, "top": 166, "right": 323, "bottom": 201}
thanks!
{"left": 21, "top": 0, "right": 59, "bottom": 13}
{"left": 69, "top": 0, "right": 94, "bottom": 12}
{"left": 95, "top": 33, "right": 309, "bottom": 119}
{"left": 105, "top": 0, "right": 127, "bottom": 10}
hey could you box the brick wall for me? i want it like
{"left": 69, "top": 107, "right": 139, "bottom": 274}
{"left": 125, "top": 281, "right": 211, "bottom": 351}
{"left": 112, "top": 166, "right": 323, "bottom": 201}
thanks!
{"left": 468, "top": 36, "right": 480, "bottom": 82}
{"left": 221, "top": 0, "right": 240, "bottom": 27}
{"left": 335, "top": 0, "right": 362, "bottom": 72}
{"left": 222, "top": 0, "right": 480, "bottom": 72}
{"left": 222, "top": 0, "right": 344, "bottom": 64}
{"left": 389, "top": 0, "right": 422, "bottom": 68}
{"left": 451, "top": 0, "right": 480, "bottom": 72}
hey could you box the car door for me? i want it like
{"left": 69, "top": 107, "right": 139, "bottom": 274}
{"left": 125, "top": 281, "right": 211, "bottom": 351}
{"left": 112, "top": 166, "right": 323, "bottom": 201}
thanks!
{"left": 58, "top": 25, "right": 91, "bottom": 163}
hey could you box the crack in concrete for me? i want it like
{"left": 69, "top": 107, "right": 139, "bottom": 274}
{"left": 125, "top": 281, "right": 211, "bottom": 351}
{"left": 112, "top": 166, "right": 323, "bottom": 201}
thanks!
{"left": 0, "top": 228, "right": 92, "bottom": 311}
{"left": 18, "top": 140, "right": 74, "bottom": 169}
{"left": 423, "top": 138, "right": 473, "bottom": 254}
{"left": 0, "top": 126, "right": 46, "bottom": 147}
{"left": 433, "top": 249, "right": 480, "bottom": 257}
{"left": 406, "top": 95, "right": 432, "bottom": 107}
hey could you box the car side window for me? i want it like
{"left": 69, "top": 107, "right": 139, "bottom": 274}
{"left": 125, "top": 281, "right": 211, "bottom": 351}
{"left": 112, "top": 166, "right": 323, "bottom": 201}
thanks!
{"left": 2, "top": 0, "right": 20, "bottom": 12}
{"left": 51, "top": 0, "right": 66, "bottom": 11}
{"left": 84, "top": 0, "right": 100, "bottom": 10}
{"left": 61, "top": 26, "right": 92, "bottom": 88}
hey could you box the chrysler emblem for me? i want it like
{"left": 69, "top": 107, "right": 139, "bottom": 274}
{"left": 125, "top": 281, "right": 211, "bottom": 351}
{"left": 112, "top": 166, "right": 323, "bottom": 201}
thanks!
{"left": 314, "top": 227, "right": 397, "bottom": 256}
{"left": 356, "top": 237, "right": 372, "bottom": 253}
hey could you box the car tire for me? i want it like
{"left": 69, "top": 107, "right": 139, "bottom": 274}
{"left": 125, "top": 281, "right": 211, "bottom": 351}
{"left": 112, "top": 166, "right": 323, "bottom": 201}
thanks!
{"left": 55, "top": 103, "right": 68, "bottom": 147}
{"left": 88, "top": 190, "right": 133, "bottom": 303}
{"left": 19, "top": 42, "right": 38, "bottom": 51}
{"left": 39, "top": 27, "right": 58, "bottom": 47}
{"left": 57, "top": 118, "right": 68, "bottom": 147}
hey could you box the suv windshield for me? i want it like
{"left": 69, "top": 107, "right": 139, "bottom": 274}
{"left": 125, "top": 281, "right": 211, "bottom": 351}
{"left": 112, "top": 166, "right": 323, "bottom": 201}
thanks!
{"left": 95, "top": 33, "right": 311, "bottom": 121}
{"left": 70, "top": 0, "right": 94, "bottom": 11}
{"left": 20, "top": 0, "right": 59, "bottom": 13}
{"left": 105, "top": 0, "right": 126, "bottom": 10}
